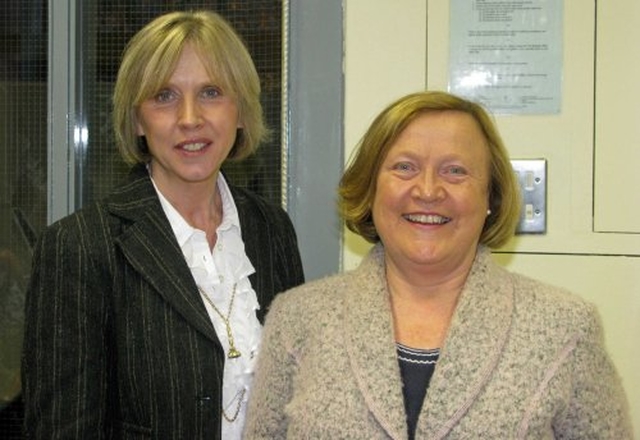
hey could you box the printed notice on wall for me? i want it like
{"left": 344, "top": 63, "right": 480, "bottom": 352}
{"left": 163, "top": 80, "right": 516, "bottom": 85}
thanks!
{"left": 449, "top": 0, "right": 563, "bottom": 114}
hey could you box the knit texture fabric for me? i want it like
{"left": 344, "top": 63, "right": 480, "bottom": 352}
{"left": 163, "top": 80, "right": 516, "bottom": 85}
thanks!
{"left": 244, "top": 244, "right": 633, "bottom": 439}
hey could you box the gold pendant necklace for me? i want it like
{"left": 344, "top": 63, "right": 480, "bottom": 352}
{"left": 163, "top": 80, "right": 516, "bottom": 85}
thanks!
{"left": 198, "top": 283, "right": 242, "bottom": 359}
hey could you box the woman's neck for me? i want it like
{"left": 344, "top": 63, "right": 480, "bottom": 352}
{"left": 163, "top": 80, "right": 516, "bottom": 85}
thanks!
{"left": 385, "top": 256, "right": 473, "bottom": 349}
{"left": 151, "top": 170, "right": 222, "bottom": 247}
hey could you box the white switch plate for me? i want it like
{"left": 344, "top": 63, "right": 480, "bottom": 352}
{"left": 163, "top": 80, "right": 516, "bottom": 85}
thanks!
{"left": 511, "top": 159, "right": 546, "bottom": 234}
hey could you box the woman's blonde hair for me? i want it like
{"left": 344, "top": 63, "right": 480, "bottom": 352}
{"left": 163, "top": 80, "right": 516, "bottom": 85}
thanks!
{"left": 113, "top": 10, "right": 268, "bottom": 165}
{"left": 339, "top": 91, "right": 521, "bottom": 249}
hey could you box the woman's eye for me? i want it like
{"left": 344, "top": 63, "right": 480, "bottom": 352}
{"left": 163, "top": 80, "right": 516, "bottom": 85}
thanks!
{"left": 154, "top": 89, "right": 175, "bottom": 103}
{"left": 447, "top": 165, "right": 466, "bottom": 175}
{"left": 201, "top": 86, "right": 222, "bottom": 99}
{"left": 393, "top": 162, "right": 414, "bottom": 172}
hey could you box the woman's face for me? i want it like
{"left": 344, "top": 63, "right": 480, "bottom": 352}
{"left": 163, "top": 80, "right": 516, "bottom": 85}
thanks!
{"left": 136, "top": 43, "right": 240, "bottom": 190}
{"left": 372, "top": 110, "right": 491, "bottom": 275}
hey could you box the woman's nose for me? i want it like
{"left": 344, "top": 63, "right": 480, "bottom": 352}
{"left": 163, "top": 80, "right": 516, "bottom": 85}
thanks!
{"left": 178, "top": 96, "right": 203, "bottom": 128}
{"left": 412, "top": 171, "right": 445, "bottom": 201}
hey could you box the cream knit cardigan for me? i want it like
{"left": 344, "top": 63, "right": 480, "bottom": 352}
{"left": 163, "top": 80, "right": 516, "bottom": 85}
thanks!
{"left": 244, "top": 244, "right": 633, "bottom": 439}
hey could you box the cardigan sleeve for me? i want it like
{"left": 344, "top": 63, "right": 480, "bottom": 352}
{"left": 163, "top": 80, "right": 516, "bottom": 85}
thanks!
{"left": 244, "top": 294, "right": 297, "bottom": 439}
{"left": 552, "top": 303, "right": 634, "bottom": 439}
{"left": 22, "top": 214, "right": 112, "bottom": 439}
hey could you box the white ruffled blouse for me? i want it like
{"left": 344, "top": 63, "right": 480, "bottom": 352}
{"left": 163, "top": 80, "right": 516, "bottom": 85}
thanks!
{"left": 150, "top": 174, "right": 262, "bottom": 440}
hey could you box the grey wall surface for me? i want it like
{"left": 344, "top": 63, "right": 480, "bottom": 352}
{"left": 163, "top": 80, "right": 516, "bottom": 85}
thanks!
{"left": 286, "top": 0, "right": 344, "bottom": 281}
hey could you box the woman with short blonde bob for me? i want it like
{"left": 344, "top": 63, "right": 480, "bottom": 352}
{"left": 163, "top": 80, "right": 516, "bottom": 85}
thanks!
{"left": 245, "top": 91, "right": 632, "bottom": 439}
{"left": 23, "top": 10, "right": 304, "bottom": 439}
{"left": 113, "top": 9, "right": 267, "bottom": 165}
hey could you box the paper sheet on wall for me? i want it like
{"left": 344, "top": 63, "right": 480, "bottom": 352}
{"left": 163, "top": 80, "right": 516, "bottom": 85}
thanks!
{"left": 449, "top": 0, "right": 563, "bottom": 115}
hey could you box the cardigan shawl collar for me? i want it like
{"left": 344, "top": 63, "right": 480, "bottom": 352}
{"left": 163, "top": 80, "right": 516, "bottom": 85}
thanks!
{"left": 343, "top": 243, "right": 514, "bottom": 439}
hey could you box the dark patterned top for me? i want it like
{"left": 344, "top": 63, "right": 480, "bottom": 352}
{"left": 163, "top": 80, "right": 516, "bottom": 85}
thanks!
{"left": 397, "top": 343, "right": 440, "bottom": 440}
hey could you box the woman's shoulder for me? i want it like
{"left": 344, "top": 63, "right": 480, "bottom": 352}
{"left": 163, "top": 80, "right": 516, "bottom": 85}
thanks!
{"left": 36, "top": 170, "right": 151, "bottom": 251}
{"left": 274, "top": 272, "right": 351, "bottom": 308}
{"left": 229, "top": 184, "right": 284, "bottom": 217}
{"left": 508, "top": 270, "right": 600, "bottom": 331}
{"left": 478, "top": 249, "right": 595, "bottom": 319}
{"left": 264, "top": 272, "right": 352, "bottom": 326}
{"left": 39, "top": 201, "right": 105, "bottom": 239}
{"left": 255, "top": 273, "right": 352, "bottom": 352}
{"left": 264, "top": 247, "right": 386, "bottom": 337}
{"left": 228, "top": 184, "right": 297, "bottom": 234}
{"left": 510, "top": 271, "right": 588, "bottom": 305}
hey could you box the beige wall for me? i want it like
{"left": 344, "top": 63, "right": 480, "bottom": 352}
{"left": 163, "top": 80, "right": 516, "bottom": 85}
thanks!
{"left": 344, "top": 0, "right": 639, "bottom": 433}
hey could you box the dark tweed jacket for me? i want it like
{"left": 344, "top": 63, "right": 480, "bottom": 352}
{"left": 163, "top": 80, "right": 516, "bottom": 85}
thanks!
{"left": 22, "top": 164, "right": 305, "bottom": 439}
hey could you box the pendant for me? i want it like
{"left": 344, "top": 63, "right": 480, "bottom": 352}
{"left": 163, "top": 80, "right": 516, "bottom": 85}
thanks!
{"left": 228, "top": 347, "right": 242, "bottom": 359}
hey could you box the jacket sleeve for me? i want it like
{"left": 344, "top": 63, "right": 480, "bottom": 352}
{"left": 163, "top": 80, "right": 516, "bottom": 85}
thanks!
{"left": 22, "top": 214, "right": 111, "bottom": 439}
{"left": 271, "top": 206, "right": 305, "bottom": 290}
{"left": 552, "top": 303, "right": 634, "bottom": 439}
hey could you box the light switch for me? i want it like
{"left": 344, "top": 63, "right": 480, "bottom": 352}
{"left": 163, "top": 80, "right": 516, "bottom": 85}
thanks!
{"left": 511, "top": 159, "right": 546, "bottom": 234}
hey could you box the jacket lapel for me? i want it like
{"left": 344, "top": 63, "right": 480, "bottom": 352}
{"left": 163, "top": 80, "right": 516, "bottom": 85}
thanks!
{"left": 231, "top": 187, "right": 270, "bottom": 322}
{"left": 343, "top": 244, "right": 409, "bottom": 439}
{"left": 418, "top": 247, "right": 514, "bottom": 438}
{"left": 105, "top": 166, "right": 219, "bottom": 343}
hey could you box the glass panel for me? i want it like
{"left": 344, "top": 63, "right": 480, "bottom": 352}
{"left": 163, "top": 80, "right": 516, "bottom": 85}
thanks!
{"left": 0, "top": 0, "right": 47, "bottom": 437}
{"left": 78, "top": 0, "right": 284, "bottom": 207}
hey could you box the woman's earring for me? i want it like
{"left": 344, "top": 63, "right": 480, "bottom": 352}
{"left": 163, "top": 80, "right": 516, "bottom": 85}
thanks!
{"left": 486, "top": 209, "right": 492, "bottom": 216}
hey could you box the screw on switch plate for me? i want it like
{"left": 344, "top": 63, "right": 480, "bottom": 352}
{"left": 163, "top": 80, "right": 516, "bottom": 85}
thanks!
{"left": 511, "top": 159, "right": 546, "bottom": 234}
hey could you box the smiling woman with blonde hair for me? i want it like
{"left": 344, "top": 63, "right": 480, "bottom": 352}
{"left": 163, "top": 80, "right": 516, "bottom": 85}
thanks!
{"left": 22, "top": 10, "right": 304, "bottom": 439}
{"left": 244, "top": 90, "right": 632, "bottom": 439}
